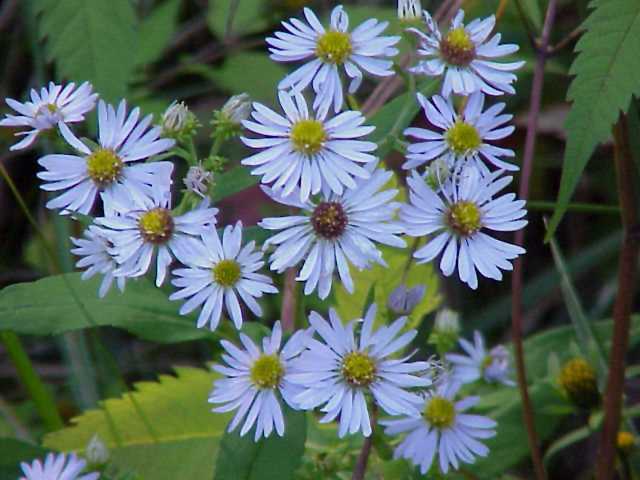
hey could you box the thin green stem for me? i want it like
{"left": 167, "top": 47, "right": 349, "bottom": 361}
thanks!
{"left": 528, "top": 201, "right": 620, "bottom": 215}
{"left": 0, "top": 332, "right": 63, "bottom": 431}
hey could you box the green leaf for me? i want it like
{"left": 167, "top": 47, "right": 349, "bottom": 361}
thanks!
{"left": 368, "top": 80, "right": 439, "bottom": 158}
{"left": 334, "top": 245, "right": 441, "bottom": 330}
{"left": 214, "top": 406, "right": 306, "bottom": 480}
{"left": 184, "top": 53, "right": 289, "bottom": 104}
{"left": 546, "top": 0, "right": 640, "bottom": 239}
{"left": 135, "top": 0, "right": 181, "bottom": 67}
{"left": 0, "top": 273, "right": 214, "bottom": 343}
{"left": 0, "top": 438, "right": 47, "bottom": 480}
{"left": 518, "top": 0, "right": 543, "bottom": 31}
{"left": 35, "top": 0, "right": 137, "bottom": 101}
{"left": 207, "top": 0, "right": 269, "bottom": 38}
{"left": 44, "top": 368, "right": 230, "bottom": 480}
{"left": 212, "top": 166, "right": 258, "bottom": 202}
{"left": 548, "top": 230, "right": 607, "bottom": 382}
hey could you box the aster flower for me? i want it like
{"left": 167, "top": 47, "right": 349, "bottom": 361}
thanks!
{"left": 19, "top": 452, "right": 99, "bottom": 480}
{"left": 409, "top": 10, "right": 524, "bottom": 97}
{"left": 170, "top": 221, "right": 278, "bottom": 331}
{"left": 241, "top": 91, "right": 376, "bottom": 202}
{"left": 403, "top": 91, "right": 516, "bottom": 172}
{"left": 446, "top": 330, "right": 515, "bottom": 386}
{"left": 289, "top": 305, "right": 430, "bottom": 437}
{"left": 208, "top": 321, "right": 308, "bottom": 440}
{"left": 37, "top": 100, "right": 175, "bottom": 215}
{"left": 260, "top": 167, "right": 405, "bottom": 299}
{"left": 70, "top": 225, "right": 126, "bottom": 298}
{"left": 183, "top": 163, "right": 213, "bottom": 198}
{"left": 1, "top": 82, "right": 97, "bottom": 151}
{"left": 381, "top": 378, "right": 496, "bottom": 475}
{"left": 401, "top": 167, "right": 527, "bottom": 289}
{"left": 267, "top": 5, "right": 400, "bottom": 115}
{"left": 96, "top": 193, "right": 218, "bottom": 287}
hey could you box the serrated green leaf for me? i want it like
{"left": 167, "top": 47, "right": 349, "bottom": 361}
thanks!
{"left": 0, "top": 438, "right": 47, "bottom": 480}
{"left": 214, "top": 406, "right": 306, "bottom": 480}
{"left": 35, "top": 0, "right": 137, "bottom": 101}
{"left": 135, "top": 0, "right": 181, "bottom": 67}
{"left": 334, "top": 244, "right": 440, "bottom": 330}
{"left": 0, "top": 273, "right": 214, "bottom": 343}
{"left": 44, "top": 368, "right": 229, "bottom": 480}
{"left": 546, "top": 0, "right": 640, "bottom": 239}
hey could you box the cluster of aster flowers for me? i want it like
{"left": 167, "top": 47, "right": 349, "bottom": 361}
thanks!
{"left": 1, "top": 2, "right": 529, "bottom": 478}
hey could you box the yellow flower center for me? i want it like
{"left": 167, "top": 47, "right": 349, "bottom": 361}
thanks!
{"left": 440, "top": 27, "right": 476, "bottom": 66}
{"left": 250, "top": 354, "right": 285, "bottom": 389}
{"left": 311, "top": 201, "right": 348, "bottom": 239}
{"left": 138, "top": 208, "right": 174, "bottom": 244}
{"left": 290, "top": 119, "right": 326, "bottom": 156}
{"left": 481, "top": 354, "right": 494, "bottom": 372}
{"left": 316, "top": 31, "right": 352, "bottom": 64}
{"left": 86, "top": 148, "right": 124, "bottom": 186}
{"left": 212, "top": 259, "right": 241, "bottom": 287}
{"left": 424, "top": 396, "right": 456, "bottom": 429}
{"left": 445, "top": 121, "right": 481, "bottom": 155}
{"left": 46, "top": 103, "right": 58, "bottom": 113}
{"left": 558, "top": 357, "right": 600, "bottom": 409}
{"left": 447, "top": 201, "right": 482, "bottom": 236}
{"left": 341, "top": 351, "right": 376, "bottom": 387}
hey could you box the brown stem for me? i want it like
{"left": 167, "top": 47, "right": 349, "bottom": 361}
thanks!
{"left": 510, "top": 1, "right": 558, "bottom": 479}
{"left": 596, "top": 114, "right": 639, "bottom": 479}
{"left": 351, "top": 405, "right": 377, "bottom": 480}
{"left": 547, "top": 25, "right": 585, "bottom": 55}
{"left": 281, "top": 268, "right": 297, "bottom": 332}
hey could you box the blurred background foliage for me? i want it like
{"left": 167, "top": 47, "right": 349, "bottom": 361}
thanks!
{"left": 0, "top": 0, "right": 638, "bottom": 478}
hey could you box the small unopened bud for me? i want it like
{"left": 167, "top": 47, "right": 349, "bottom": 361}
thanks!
{"left": 388, "top": 284, "right": 426, "bottom": 315}
{"left": 161, "top": 101, "right": 199, "bottom": 141}
{"left": 428, "top": 309, "right": 460, "bottom": 355}
{"left": 617, "top": 431, "right": 636, "bottom": 453}
{"left": 86, "top": 433, "right": 109, "bottom": 466}
{"left": 558, "top": 357, "right": 600, "bottom": 409}
{"left": 425, "top": 158, "right": 451, "bottom": 190}
{"left": 212, "top": 94, "right": 252, "bottom": 141}
{"left": 398, "top": 0, "right": 422, "bottom": 22}
{"left": 222, "top": 93, "right": 251, "bottom": 124}
{"left": 184, "top": 163, "right": 214, "bottom": 198}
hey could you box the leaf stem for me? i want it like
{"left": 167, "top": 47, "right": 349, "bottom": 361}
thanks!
{"left": 510, "top": 0, "right": 558, "bottom": 479}
{"left": 596, "top": 114, "right": 639, "bottom": 479}
{"left": 0, "top": 331, "right": 63, "bottom": 431}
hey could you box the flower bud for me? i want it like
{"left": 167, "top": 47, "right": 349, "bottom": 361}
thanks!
{"left": 222, "top": 93, "right": 252, "bottom": 124}
{"left": 86, "top": 433, "right": 109, "bottom": 466}
{"left": 617, "top": 431, "right": 635, "bottom": 453}
{"left": 558, "top": 357, "right": 600, "bottom": 409}
{"left": 184, "top": 163, "right": 214, "bottom": 198}
{"left": 398, "top": 0, "right": 422, "bottom": 22}
{"left": 212, "top": 93, "right": 252, "bottom": 143}
{"left": 388, "top": 284, "right": 426, "bottom": 315}
{"left": 424, "top": 157, "right": 451, "bottom": 190}
{"left": 161, "top": 101, "right": 199, "bottom": 141}
{"left": 428, "top": 309, "right": 460, "bottom": 355}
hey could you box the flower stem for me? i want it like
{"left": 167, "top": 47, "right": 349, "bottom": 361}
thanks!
{"left": 510, "top": 0, "right": 558, "bottom": 479}
{"left": 596, "top": 114, "right": 639, "bottom": 479}
{"left": 0, "top": 331, "right": 63, "bottom": 431}
{"left": 281, "top": 268, "right": 298, "bottom": 332}
{"left": 352, "top": 404, "right": 377, "bottom": 480}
